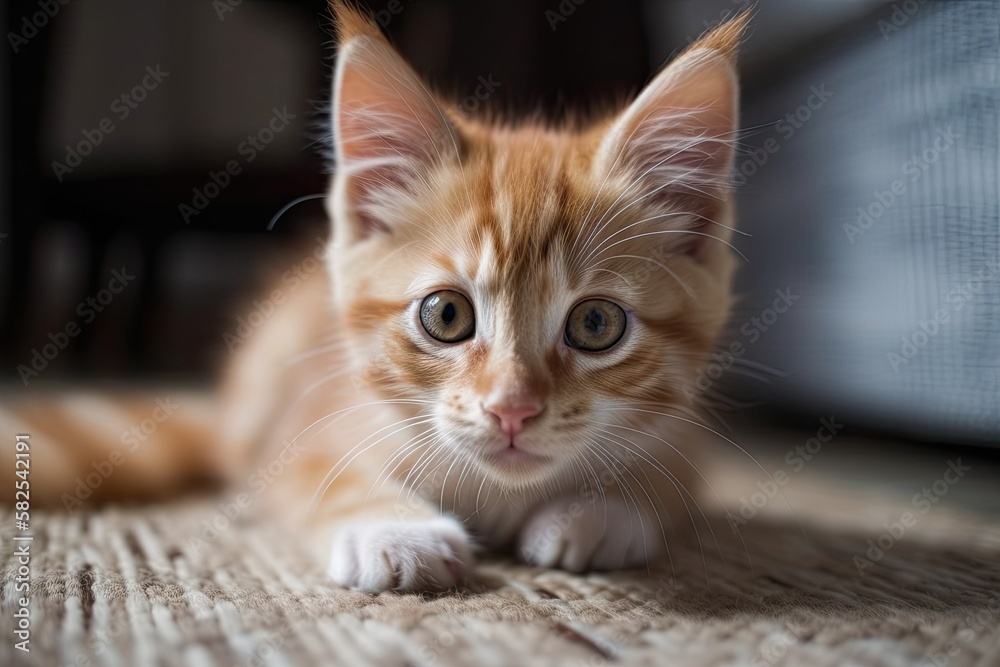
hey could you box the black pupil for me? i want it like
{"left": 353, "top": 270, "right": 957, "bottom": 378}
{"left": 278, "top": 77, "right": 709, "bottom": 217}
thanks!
{"left": 583, "top": 308, "right": 606, "bottom": 336}
{"left": 441, "top": 301, "right": 457, "bottom": 325}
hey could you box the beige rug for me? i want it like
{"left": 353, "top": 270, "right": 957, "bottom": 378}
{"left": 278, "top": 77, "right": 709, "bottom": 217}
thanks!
{"left": 4, "top": 453, "right": 1000, "bottom": 667}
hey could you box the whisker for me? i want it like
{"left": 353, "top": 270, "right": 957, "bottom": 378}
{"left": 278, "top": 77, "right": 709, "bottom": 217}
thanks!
{"left": 586, "top": 253, "right": 695, "bottom": 298}
{"left": 266, "top": 193, "right": 328, "bottom": 232}
{"left": 267, "top": 398, "right": 431, "bottom": 465}
{"left": 569, "top": 106, "right": 657, "bottom": 263}
{"left": 583, "top": 441, "right": 656, "bottom": 576}
{"left": 576, "top": 127, "right": 737, "bottom": 266}
{"left": 473, "top": 468, "right": 492, "bottom": 517}
{"left": 593, "top": 440, "right": 658, "bottom": 575}
{"left": 616, "top": 405, "right": 810, "bottom": 544}
{"left": 309, "top": 415, "right": 434, "bottom": 517}
{"left": 283, "top": 340, "right": 349, "bottom": 367}
{"left": 595, "top": 422, "right": 754, "bottom": 578}
{"left": 729, "top": 357, "right": 789, "bottom": 377}
{"left": 582, "top": 210, "right": 712, "bottom": 269}
{"left": 575, "top": 116, "right": 711, "bottom": 264}
{"left": 595, "top": 229, "right": 749, "bottom": 263}
{"left": 368, "top": 428, "right": 441, "bottom": 501}
{"left": 452, "top": 447, "right": 481, "bottom": 515}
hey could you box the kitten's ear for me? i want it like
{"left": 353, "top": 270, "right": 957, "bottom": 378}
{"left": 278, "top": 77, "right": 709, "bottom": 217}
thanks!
{"left": 330, "top": 1, "right": 459, "bottom": 240}
{"left": 594, "top": 13, "right": 747, "bottom": 234}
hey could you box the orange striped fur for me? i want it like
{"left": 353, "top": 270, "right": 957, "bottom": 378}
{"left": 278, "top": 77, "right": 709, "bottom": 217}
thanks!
{"left": 4, "top": 2, "right": 748, "bottom": 592}
{"left": 1, "top": 391, "right": 218, "bottom": 508}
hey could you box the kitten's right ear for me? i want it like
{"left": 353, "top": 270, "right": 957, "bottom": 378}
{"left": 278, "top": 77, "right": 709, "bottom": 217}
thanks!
{"left": 329, "top": 1, "right": 459, "bottom": 241}
{"left": 592, "top": 12, "right": 747, "bottom": 253}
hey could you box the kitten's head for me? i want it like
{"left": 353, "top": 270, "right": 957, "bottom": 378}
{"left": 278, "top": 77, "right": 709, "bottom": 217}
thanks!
{"left": 326, "top": 2, "right": 745, "bottom": 487}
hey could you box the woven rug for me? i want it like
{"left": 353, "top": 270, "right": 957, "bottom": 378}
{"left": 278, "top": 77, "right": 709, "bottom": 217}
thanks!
{"left": 3, "top": 452, "right": 999, "bottom": 667}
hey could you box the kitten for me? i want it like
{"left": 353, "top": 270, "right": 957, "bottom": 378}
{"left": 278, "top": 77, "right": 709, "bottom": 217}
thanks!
{"left": 4, "top": 2, "right": 746, "bottom": 594}
{"left": 214, "top": 2, "right": 746, "bottom": 592}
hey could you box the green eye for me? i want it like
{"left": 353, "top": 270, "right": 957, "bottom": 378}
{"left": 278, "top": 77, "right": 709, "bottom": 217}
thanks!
{"left": 420, "top": 290, "right": 475, "bottom": 343}
{"left": 565, "top": 299, "right": 626, "bottom": 351}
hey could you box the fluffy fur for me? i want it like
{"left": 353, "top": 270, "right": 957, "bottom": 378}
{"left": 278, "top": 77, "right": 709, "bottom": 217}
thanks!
{"left": 3, "top": 2, "right": 748, "bottom": 594}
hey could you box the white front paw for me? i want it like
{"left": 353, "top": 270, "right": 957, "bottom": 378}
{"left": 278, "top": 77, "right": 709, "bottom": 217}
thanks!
{"left": 517, "top": 497, "right": 659, "bottom": 572}
{"left": 328, "top": 517, "right": 474, "bottom": 592}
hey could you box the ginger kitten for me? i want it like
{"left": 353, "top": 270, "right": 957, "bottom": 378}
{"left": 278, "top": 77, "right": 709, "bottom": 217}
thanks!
{"left": 5, "top": 2, "right": 747, "bottom": 594}
{"left": 214, "top": 3, "right": 747, "bottom": 592}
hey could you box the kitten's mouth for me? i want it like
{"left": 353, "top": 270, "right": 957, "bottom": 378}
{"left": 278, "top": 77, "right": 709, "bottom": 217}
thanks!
{"left": 484, "top": 440, "right": 550, "bottom": 469}
{"left": 498, "top": 443, "right": 540, "bottom": 460}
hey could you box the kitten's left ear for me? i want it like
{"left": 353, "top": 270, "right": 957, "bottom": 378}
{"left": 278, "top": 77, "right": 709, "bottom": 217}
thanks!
{"left": 594, "top": 13, "right": 747, "bottom": 224}
{"left": 330, "top": 1, "right": 459, "bottom": 240}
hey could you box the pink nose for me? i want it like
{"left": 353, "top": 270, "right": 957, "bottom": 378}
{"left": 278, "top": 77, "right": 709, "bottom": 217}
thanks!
{"left": 482, "top": 399, "right": 543, "bottom": 437}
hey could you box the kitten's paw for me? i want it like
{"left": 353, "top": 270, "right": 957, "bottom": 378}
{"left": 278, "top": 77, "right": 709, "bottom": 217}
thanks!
{"left": 517, "top": 497, "right": 659, "bottom": 572}
{"left": 328, "top": 517, "right": 474, "bottom": 593}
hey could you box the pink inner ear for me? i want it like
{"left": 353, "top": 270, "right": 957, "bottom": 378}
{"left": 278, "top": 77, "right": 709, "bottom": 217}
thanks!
{"left": 593, "top": 49, "right": 739, "bottom": 258}
{"left": 599, "top": 48, "right": 738, "bottom": 199}
{"left": 334, "top": 38, "right": 458, "bottom": 236}
{"left": 337, "top": 54, "right": 441, "bottom": 165}
{"left": 629, "top": 112, "right": 735, "bottom": 197}
{"left": 623, "top": 106, "right": 735, "bottom": 258}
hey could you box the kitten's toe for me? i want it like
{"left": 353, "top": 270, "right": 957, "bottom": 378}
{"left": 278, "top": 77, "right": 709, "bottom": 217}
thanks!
{"left": 328, "top": 517, "right": 474, "bottom": 593}
{"left": 518, "top": 497, "right": 658, "bottom": 572}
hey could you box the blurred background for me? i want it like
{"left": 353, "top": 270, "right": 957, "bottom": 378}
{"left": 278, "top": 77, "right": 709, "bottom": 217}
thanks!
{"left": 2, "top": 0, "right": 998, "bottom": 455}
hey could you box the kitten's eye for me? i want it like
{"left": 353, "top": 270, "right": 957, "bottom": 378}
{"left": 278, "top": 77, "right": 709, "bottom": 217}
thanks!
{"left": 420, "top": 290, "right": 475, "bottom": 343}
{"left": 565, "top": 299, "right": 626, "bottom": 352}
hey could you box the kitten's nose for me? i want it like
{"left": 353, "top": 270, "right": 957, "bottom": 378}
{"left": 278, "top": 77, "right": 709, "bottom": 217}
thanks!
{"left": 482, "top": 398, "right": 544, "bottom": 437}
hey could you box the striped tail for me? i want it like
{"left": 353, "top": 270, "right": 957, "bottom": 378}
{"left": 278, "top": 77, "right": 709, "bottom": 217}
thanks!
{"left": 1, "top": 390, "right": 224, "bottom": 512}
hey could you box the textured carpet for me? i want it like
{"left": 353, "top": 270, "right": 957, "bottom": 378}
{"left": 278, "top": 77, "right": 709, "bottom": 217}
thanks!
{"left": 3, "top": 453, "right": 1000, "bottom": 667}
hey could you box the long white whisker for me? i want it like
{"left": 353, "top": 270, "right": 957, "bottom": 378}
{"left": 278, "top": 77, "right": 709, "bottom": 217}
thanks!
{"left": 593, "top": 428, "right": 718, "bottom": 582}
{"left": 309, "top": 415, "right": 434, "bottom": 517}
{"left": 583, "top": 441, "right": 657, "bottom": 575}
{"left": 597, "top": 229, "right": 749, "bottom": 263}
{"left": 586, "top": 253, "right": 695, "bottom": 298}
{"left": 368, "top": 428, "right": 442, "bottom": 501}
{"left": 615, "top": 405, "right": 810, "bottom": 544}
{"left": 268, "top": 399, "right": 431, "bottom": 464}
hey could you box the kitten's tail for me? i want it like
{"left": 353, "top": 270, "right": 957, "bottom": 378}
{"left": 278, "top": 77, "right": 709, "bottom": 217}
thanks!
{"left": 1, "top": 390, "right": 225, "bottom": 512}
